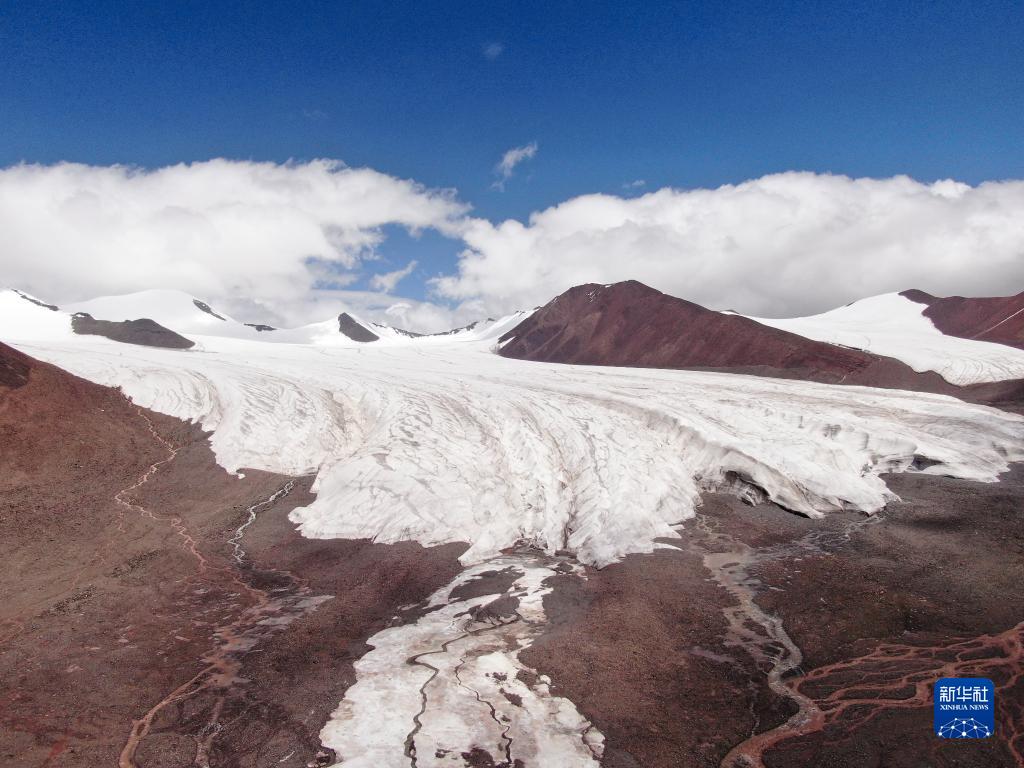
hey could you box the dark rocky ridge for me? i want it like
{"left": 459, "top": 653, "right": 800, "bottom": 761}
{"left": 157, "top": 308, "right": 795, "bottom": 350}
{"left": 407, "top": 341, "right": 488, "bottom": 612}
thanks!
{"left": 433, "top": 320, "right": 487, "bottom": 336}
{"left": 499, "top": 280, "right": 1023, "bottom": 404}
{"left": 71, "top": 312, "right": 195, "bottom": 349}
{"left": 902, "top": 288, "right": 1024, "bottom": 349}
{"left": 337, "top": 312, "right": 379, "bottom": 342}
{"left": 14, "top": 290, "right": 59, "bottom": 312}
{"left": 193, "top": 299, "right": 227, "bottom": 321}
{"left": 387, "top": 325, "right": 424, "bottom": 339}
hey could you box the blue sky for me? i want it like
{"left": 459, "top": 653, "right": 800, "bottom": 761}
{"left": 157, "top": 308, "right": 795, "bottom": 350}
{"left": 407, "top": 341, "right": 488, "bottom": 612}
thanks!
{"left": 2, "top": 1, "right": 1023, "bottom": 322}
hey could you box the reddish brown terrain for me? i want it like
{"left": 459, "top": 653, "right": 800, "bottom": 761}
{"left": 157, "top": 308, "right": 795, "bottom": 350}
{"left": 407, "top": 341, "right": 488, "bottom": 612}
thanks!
{"left": 499, "top": 281, "right": 947, "bottom": 387}
{"left": 2, "top": 339, "right": 1022, "bottom": 768}
{"left": 0, "top": 341, "right": 30, "bottom": 388}
{"left": 0, "top": 342, "right": 463, "bottom": 767}
{"left": 902, "top": 289, "right": 1024, "bottom": 350}
{"left": 524, "top": 470, "right": 1024, "bottom": 768}
{"left": 499, "top": 281, "right": 1024, "bottom": 405}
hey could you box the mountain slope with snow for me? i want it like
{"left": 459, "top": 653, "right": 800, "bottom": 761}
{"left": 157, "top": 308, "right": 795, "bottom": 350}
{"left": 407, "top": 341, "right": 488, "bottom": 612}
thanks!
{"left": 0, "top": 289, "right": 74, "bottom": 341}
{"left": 750, "top": 293, "right": 1024, "bottom": 386}
{"left": 497, "top": 281, "right": 971, "bottom": 394}
{"left": 63, "top": 289, "right": 473, "bottom": 347}
{"left": 64, "top": 289, "right": 287, "bottom": 342}
{"left": 902, "top": 289, "right": 1024, "bottom": 350}
{"left": 430, "top": 309, "right": 536, "bottom": 343}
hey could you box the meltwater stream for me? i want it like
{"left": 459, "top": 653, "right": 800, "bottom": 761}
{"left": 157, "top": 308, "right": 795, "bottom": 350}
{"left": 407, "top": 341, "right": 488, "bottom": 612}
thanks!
{"left": 115, "top": 411, "right": 330, "bottom": 768}
{"left": 688, "top": 509, "right": 1023, "bottom": 767}
{"left": 683, "top": 511, "right": 883, "bottom": 768}
{"left": 320, "top": 552, "right": 604, "bottom": 768}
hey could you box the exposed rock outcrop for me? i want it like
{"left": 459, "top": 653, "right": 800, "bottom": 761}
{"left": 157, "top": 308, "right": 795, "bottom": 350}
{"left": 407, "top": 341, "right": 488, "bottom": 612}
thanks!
{"left": 71, "top": 312, "right": 195, "bottom": 349}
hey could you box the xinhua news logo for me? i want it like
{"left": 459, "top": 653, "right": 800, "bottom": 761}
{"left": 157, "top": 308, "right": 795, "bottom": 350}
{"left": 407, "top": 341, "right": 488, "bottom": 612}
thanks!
{"left": 933, "top": 678, "right": 995, "bottom": 738}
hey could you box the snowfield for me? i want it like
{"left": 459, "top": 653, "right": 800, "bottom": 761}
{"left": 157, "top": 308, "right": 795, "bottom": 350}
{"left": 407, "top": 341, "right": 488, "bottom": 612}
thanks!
{"left": 3, "top": 290, "right": 1023, "bottom": 567}
{"left": 749, "top": 292, "right": 1024, "bottom": 386}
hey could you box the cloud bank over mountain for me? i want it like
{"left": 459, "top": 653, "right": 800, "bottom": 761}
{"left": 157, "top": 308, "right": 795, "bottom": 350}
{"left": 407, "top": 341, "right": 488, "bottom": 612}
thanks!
{"left": 2, "top": 161, "right": 1023, "bottom": 332}
{"left": 0, "top": 159, "right": 468, "bottom": 330}
{"left": 439, "top": 173, "right": 1024, "bottom": 318}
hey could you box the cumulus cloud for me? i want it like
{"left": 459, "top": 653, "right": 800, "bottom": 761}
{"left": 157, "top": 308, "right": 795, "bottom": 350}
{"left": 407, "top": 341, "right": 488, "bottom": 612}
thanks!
{"left": 369, "top": 260, "right": 418, "bottom": 292}
{"left": 0, "top": 159, "right": 468, "bottom": 328}
{"left": 482, "top": 42, "right": 504, "bottom": 60}
{"left": 5, "top": 162, "right": 1024, "bottom": 335}
{"left": 435, "top": 172, "right": 1024, "bottom": 318}
{"left": 492, "top": 142, "right": 537, "bottom": 190}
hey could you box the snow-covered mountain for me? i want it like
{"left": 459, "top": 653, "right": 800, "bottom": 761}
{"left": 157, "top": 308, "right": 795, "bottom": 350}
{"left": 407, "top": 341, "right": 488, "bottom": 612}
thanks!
{"left": 54, "top": 288, "right": 531, "bottom": 348}
{"left": 65, "top": 289, "right": 265, "bottom": 340}
{"left": 428, "top": 310, "right": 536, "bottom": 343}
{"left": 7, "top": 283, "right": 1024, "bottom": 391}
{"left": 0, "top": 289, "right": 75, "bottom": 341}
{"left": 498, "top": 281, "right": 1024, "bottom": 392}
{"left": 748, "top": 292, "right": 1024, "bottom": 386}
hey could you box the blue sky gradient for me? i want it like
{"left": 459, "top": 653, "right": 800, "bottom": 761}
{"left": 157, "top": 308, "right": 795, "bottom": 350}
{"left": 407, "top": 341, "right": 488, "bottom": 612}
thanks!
{"left": 2, "top": 1, "right": 1023, "bottom": 307}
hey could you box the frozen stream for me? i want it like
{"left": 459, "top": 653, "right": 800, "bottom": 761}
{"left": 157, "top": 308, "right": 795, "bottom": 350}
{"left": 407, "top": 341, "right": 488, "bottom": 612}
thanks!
{"left": 320, "top": 553, "right": 603, "bottom": 767}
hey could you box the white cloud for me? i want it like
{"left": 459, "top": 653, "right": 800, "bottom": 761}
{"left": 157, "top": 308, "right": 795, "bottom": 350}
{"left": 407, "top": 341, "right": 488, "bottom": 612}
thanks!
{"left": 435, "top": 172, "right": 1024, "bottom": 318}
{"left": 0, "top": 159, "right": 468, "bottom": 328}
{"left": 369, "top": 260, "right": 418, "bottom": 292}
{"left": 300, "top": 289, "right": 472, "bottom": 334}
{"left": 493, "top": 142, "right": 537, "bottom": 190}
{"left": 5, "top": 162, "right": 1024, "bottom": 335}
{"left": 623, "top": 179, "right": 646, "bottom": 189}
{"left": 482, "top": 42, "right": 504, "bottom": 60}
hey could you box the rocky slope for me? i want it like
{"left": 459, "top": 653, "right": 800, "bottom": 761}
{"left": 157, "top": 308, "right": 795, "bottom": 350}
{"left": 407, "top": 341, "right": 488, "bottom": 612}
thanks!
{"left": 499, "top": 281, "right": 1024, "bottom": 404}
{"left": 499, "top": 281, "right": 947, "bottom": 388}
{"left": 71, "top": 312, "right": 195, "bottom": 348}
{"left": 902, "top": 288, "right": 1024, "bottom": 349}
{"left": 0, "top": 342, "right": 462, "bottom": 767}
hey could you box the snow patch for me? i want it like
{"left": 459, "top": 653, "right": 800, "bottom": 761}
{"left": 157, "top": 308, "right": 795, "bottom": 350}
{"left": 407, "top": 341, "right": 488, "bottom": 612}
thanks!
{"left": 750, "top": 293, "right": 1024, "bottom": 385}
{"left": 66, "top": 289, "right": 260, "bottom": 340}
